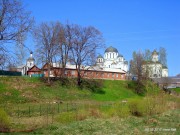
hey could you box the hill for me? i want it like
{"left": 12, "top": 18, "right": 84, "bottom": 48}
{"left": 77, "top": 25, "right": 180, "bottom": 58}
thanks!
{"left": 0, "top": 76, "right": 140, "bottom": 104}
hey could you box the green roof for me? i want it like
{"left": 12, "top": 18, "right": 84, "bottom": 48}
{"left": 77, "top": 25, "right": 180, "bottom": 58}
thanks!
{"left": 105, "top": 46, "right": 118, "bottom": 53}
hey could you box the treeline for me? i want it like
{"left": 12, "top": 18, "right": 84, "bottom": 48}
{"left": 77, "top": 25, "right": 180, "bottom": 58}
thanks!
{"left": 33, "top": 22, "right": 104, "bottom": 85}
{"left": 0, "top": 0, "right": 104, "bottom": 86}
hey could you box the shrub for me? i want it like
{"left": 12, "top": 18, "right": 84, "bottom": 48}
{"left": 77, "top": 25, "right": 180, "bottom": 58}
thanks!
{"left": 56, "top": 111, "right": 76, "bottom": 124}
{"left": 128, "top": 99, "right": 145, "bottom": 116}
{"left": 0, "top": 108, "right": 10, "bottom": 132}
{"left": 102, "top": 103, "right": 130, "bottom": 118}
{"left": 81, "top": 79, "right": 104, "bottom": 93}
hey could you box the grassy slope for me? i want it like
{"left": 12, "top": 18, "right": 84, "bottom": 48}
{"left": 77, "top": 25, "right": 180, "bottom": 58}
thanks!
{"left": 0, "top": 77, "right": 140, "bottom": 104}
{"left": 92, "top": 80, "right": 140, "bottom": 101}
{"left": 31, "top": 109, "right": 180, "bottom": 135}
{"left": 172, "top": 87, "right": 180, "bottom": 93}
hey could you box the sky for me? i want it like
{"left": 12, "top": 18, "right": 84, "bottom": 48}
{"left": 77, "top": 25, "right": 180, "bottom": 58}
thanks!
{"left": 23, "top": 0, "right": 180, "bottom": 76}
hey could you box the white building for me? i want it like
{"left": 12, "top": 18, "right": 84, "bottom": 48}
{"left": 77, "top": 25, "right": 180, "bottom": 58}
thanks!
{"left": 142, "top": 50, "right": 168, "bottom": 78}
{"left": 14, "top": 52, "right": 35, "bottom": 75}
{"left": 96, "top": 46, "right": 128, "bottom": 72}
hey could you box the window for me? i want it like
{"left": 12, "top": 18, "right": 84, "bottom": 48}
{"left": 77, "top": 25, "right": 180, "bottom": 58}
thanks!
{"left": 101, "top": 73, "right": 104, "bottom": 77}
{"left": 121, "top": 74, "right": 124, "bottom": 78}
{"left": 107, "top": 73, "right": 109, "bottom": 77}
{"left": 65, "top": 70, "right": 68, "bottom": 74}
{"left": 116, "top": 74, "right": 118, "bottom": 78}
{"left": 96, "top": 72, "right": 98, "bottom": 76}
{"left": 112, "top": 73, "right": 114, "bottom": 77}
{"left": 71, "top": 71, "right": 75, "bottom": 75}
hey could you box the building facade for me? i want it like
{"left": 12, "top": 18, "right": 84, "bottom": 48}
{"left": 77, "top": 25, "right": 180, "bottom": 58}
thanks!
{"left": 96, "top": 46, "right": 128, "bottom": 72}
{"left": 42, "top": 63, "right": 126, "bottom": 80}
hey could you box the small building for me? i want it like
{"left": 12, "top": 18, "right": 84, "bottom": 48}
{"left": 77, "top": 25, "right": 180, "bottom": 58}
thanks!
{"left": 11, "top": 52, "right": 41, "bottom": 76}
{"left": 27, "top": 65, "right": 41, "bottom": 76}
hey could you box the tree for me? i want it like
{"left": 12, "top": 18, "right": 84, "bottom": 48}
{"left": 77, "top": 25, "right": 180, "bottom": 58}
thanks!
{"left": 70, "top": 24, "right": 104, "bottom": 86}
{"left": 144, "top": 49, "right": 151, "bottom": 61}
{"left": 129, "top": 51, "right": 149, "bottom": 94}
{"left": 0, "top": 0, "right": 33, "bottom": 68}
{"left": 33, "top": 22, "right": 60, "bottom": 83}
{"left": 159, "top": 47, "right": 167, "bottom": 67}
{"left": 57, "top": 23, "right": 73, "bottom": 77}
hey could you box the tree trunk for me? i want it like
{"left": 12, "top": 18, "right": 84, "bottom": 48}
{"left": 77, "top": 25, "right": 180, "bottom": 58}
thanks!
{"left": 47, "top": 63, "right": 50, "bottom": 84}
{"left": 77, "top": 66, "right": 81, "bottom": 86}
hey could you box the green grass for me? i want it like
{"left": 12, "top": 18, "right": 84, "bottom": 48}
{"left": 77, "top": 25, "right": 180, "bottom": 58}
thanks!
{"left": 172, "top": 87, "right": 180, "bottom": 93}
{"left": 0, "top": 77, "right": 140, "bottom": 103}
{"left": 92, "top": 80, "right": 141, "bottom": 101}
{"left": 30, "top": 109, "right": 180, "bottom": 135}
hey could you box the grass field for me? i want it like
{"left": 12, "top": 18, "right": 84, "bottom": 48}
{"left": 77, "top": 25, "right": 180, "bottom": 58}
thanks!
{"left": 0, "top": 76, "right": 179, "bottom": 134}
{"left": 172, "top": 87, "right": 180, "bottom": 93}
{"left": 30, "top": 109, "right": 179, "bottom": 135}
{"left": 0, "top": 76, "right": 140, "bottom": 103}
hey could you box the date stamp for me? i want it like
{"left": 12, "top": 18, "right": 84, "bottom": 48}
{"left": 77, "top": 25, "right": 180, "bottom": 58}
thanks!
{"left": 145, "top": 128, "right": 176, "bottom": 132}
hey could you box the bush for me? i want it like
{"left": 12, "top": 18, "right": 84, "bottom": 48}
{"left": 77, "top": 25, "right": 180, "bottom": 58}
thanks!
{"left": 81, "top": 79, "right": 104, "bottom": 93}
{"left": 56, "top": 111, "right": 76, "bottom": 123}
{"left": 128, "top": 99, "right": 145, "bottom": 116}
{"left": 102, "top": 103, "right": 130, "bottom": 118}
{"left": 0, "top": 108, "right": 10, "bottom": 132}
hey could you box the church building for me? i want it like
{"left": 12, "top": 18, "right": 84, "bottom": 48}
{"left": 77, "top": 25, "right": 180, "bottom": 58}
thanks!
{"left": 96, "top": 46, "right": 128, "bottom": 72}
{"left": 13, "top": 52, "right": 36, "bottom": 75}
{"left": 142, "top": 50, "right": 168, "bottom": 78}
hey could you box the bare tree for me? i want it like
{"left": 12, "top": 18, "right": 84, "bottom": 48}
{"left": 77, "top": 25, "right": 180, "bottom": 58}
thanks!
{"left": 33, "top": 22, "right": 59, "bottom": 83}
{"left": 70, "top": 25, "right": 104, "bottom": 86}
{"left": 57, "top": 23, "right": 73, "bottom": 77}
{"left": 144, "top": 49, "right": 151, "bottom": 61}
{"left": 159, "top": 47, "right": 167, "bottom": 67}
{"left": 130, "top": 51, "right": 148, "bottom": 94}
{"left": 0, "top": 0, "right": 33, "bottom": 42}
{"left": 0, "top": 0, "right": 33, "bottom": 68}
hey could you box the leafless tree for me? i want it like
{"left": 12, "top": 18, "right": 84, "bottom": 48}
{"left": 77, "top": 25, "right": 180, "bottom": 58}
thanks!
{"left": 70, "top": 24, "right": 104, "bottom": 86}
{"left": 57, "top": 23, "right": 73, "bottom": 77}
{"left": 33, "top": 22, "right": 59, "bottom": 83}
{"left": 0, "top": 0, "right": 33, "bottom": 68}
{"left": 130, "top": 51, "right": 149, "bottom": 94}
{"left": 159, "top": 47, "right": 167, "bottom": 67}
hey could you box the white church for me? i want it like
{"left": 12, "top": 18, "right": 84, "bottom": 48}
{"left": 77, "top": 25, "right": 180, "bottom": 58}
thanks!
{"left": 96, "top": 46, "right": 128, "bottom": 72}
{"left": 142, "top": 50, "right": 168, "bottom": 78}
{"left": 14, "top": 52, "right": 35, "bottom": 75}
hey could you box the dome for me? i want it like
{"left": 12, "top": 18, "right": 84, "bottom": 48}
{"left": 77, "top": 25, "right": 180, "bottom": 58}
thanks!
{"left": 118, "top": 54, "right": 123, "bottom": 57}
{"left": 105, "top": 46, "right": 118, "bottom": 53}
{"left": 27, "top": 51, "right": 35, "bottom": 61}
{"left": 152, "top": 50, "right": 158, "bottom": 55}
{"left": 27, "top": 57, "right": 35, "bottom": 61}
{"left": 97, "top": 54, "right": 103, "bottom": 59}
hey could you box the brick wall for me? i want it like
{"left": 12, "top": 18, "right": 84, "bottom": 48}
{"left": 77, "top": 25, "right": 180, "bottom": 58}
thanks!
{"left": 43, "top": 68, "right": 126, "bottom": 80}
